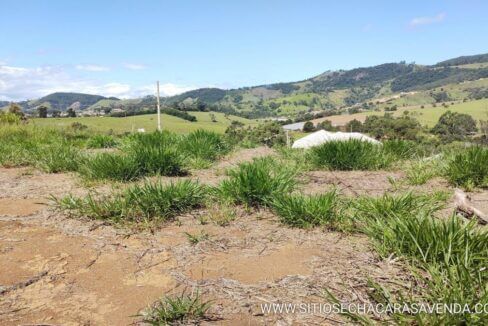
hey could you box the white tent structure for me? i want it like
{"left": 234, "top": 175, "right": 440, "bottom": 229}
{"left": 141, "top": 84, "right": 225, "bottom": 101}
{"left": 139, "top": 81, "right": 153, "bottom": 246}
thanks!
{"left": 292, "top": 130, "right": 381, "bottom": 149}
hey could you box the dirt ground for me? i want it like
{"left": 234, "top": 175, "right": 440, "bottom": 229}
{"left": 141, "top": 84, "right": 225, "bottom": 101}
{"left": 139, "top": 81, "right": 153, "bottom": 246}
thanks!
{"left": 1, "top": 148, "right": 486, "bottom": 325}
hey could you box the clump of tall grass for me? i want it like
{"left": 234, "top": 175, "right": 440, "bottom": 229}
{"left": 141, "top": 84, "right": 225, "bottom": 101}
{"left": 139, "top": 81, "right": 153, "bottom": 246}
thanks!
{"left": 218, "top": 157, "right": 296, "bottom": 207}
{"left": 79, "top": 153, "right": 140, "bottom": 181}
{"left": 309, "top": 140, "right": 392, "bottom": 171}
{"left": 179, "top": 130, "right": 230, "bottom": 163}
{"left": 445, "top": 146, "right": 488, "bottom": 190}
{"left": 0, "top": 125, "right": 88, "bottom": 170}
{"left": 334, "top": 191, "right": 488, "bottom": 325}
{"left": 405, "top": 157, "right": 442, "bottom": 185}
{"left": 352, "top": 191, "right": 447, "bottom": 223}
{"left": 271, "top": 190, "right": 345, "bottom": 229}
{"left": 86, "top": 134, "right": 117, "bottom": 149}
{"left": 34, "top": 141, "right": 82, "bottom": 173}
{"left": 139, "top": 291, "right": 212, "bottom": 325}
{"left": 55, "top": 180, "right": 207, "bottom": 224}
{"left": 358, "top": 213, "right": 488, "bottom": 325}
{"left": 81, "top": 132, "right": 186, "bottom": 181}
{"left": 381, "top": 139, "right": 434, "bottom": 160}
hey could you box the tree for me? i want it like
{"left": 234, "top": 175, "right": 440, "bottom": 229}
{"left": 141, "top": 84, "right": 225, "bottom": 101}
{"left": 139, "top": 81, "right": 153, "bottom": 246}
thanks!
{"left": 7, "top": 103, "right": 24, "bottom": 117}
{"left": 316, "top": 120, "right": 336, "bottom": 131}
{"left": 66, "top": 108, "right": 77, "bottom": 118}
{"left": 51, "top": 110, "right": 61, "bottom": 117}
{"left": 431, "top": 111, "right": 477, "bottom": 141}
{"left": 362, "top": 114, "right": 422, "bottom": 140}
{"left": 303, "top": 121, "right": 315, "bottom": 132}
{"left": 37, "top": 105, "right": 48, "bottom": 118}
{"left": 345, "top": 119, "right": 363, "bottom": 132}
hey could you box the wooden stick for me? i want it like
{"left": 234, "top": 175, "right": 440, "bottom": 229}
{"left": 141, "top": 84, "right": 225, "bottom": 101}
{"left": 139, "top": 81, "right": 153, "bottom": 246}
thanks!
{"left": 454, "top": 189, "right": 488, "bottom": 225}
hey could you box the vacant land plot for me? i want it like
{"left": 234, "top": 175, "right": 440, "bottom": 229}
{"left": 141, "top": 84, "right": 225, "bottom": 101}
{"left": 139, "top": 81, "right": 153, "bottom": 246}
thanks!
{"left": 1, "top": 138, "right": 487, "bottom": 325}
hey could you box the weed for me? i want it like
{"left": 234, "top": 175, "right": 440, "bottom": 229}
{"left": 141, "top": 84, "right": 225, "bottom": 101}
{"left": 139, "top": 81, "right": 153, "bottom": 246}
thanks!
{"left": 203, "top": 202, "right": 236, "bottom": 226}
{"left": 185, "top": 231, "right": 210, "bottom": 245}
{"left": 139, "top": 291, "right": 212, "bottom": 325}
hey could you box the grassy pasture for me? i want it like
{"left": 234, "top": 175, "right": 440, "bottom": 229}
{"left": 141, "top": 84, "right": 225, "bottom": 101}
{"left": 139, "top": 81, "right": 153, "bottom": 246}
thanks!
{"left": 32, "top": 111, "right": 258, "bottom": 134}
{"left": 313, "top": 98, "right": 488, "bottom": 127}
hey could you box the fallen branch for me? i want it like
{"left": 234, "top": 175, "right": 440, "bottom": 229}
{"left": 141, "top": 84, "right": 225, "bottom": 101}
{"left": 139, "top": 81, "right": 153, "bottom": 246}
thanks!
{"left": 454, "top": 189, "right": 488, "bottom": 225}
{"left": 0, "top": 271, "right": 48, "bottom": 295}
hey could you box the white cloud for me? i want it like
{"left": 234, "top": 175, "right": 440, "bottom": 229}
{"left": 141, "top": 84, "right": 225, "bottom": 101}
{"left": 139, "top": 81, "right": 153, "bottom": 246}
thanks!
{"left": 123, "top": 63, "right": 147, "bottom": 70}
{"left": 409, "top": 12, "right": 446, "bottom": 27}
{"left": 160, "top": 83, "right": 196, "bottom": 96}
{"left": 0, "top": 64, "right": 195, "bottom": 101}
{"left": 75, "top": 64, "right": 110, "bottom": 72}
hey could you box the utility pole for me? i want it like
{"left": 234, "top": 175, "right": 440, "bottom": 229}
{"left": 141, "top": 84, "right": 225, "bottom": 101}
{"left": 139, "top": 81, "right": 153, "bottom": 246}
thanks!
{"left": 156, "top": 81, "right": 161, "bottom": 131}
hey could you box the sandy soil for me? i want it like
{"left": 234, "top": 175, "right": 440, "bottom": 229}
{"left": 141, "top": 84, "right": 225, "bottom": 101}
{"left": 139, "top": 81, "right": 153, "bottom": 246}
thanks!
{"left": 1, "top": 148, "right": 486, "bottom": 325}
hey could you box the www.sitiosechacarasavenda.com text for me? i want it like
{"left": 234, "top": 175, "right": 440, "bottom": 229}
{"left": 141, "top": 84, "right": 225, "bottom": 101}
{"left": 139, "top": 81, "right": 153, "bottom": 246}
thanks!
{"left": 260, "top": 302, "right": 488, "bottom": 315}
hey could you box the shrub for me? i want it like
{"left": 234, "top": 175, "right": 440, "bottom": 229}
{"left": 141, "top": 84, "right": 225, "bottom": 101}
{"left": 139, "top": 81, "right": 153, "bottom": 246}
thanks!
{"left": 362, "top": 114, "right": 423, "bottom": 140}
{"left": 309, "top": 140, "right": 391, "bottom": 170}
{"left": 139, "top": 292, "right": 212, "bottom": 325}
{"left": 271, "top": 191, "right": 343, "bottom": 229}
{"left": 302, "top": 121, "right": 314, "bottom": 132}
{"left": 219, "top": 157, "right": 296, "bottom": 207}
{"left": 86, "top": 134, "right": 117, "bottom": 149}
{"left": 56, "top": 180, "right": 207, "bottom": 224}
{"left": 225, "top": 121, "right": 287, "bottom": 147}
{"left": 431, "top": 111, "right": 478, "bottom": 142}
{"left": 445, "top": 146, "right": 488, "bottom": 189}
{"left": 70, "top": 122, "right": 87, "bottom": 130}
{"left": 0, "top": 111, "right": 21, "bottom": 124}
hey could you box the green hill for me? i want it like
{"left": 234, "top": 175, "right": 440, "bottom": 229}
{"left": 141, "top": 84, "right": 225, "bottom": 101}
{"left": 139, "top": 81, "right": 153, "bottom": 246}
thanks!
{"left": 11, "top": 52, "right": 488, "bottom": 121}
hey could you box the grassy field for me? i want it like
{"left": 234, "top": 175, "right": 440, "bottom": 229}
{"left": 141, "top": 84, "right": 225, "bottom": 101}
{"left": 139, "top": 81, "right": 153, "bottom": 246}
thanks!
{"left": 32, "top": 111, "right": 259, "bottom": 134}
{"left": 314, "top": 98, "right": 488, "bottom": 127}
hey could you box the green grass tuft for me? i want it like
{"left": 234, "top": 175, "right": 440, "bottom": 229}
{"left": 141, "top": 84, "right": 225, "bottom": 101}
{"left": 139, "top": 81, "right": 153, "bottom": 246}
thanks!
{"left": 445, "top": 146, "right": 488, "bottom": 190}
{"left": 271, "top": 191, "right": 344, "bottom": 229}
{"left": 218, "top": 157, "right": 296, "bottom": 207}
{"left": 139, "top": 291, "right": 212, "bottom": 325}
{"left": 309, "top": 140, "right": 392, "bottom": 171}
{"left": 86, "top": 134, "right": 117, "bottom": 149}
{"left": 55, "top": 180, "right": 207, "bottom": 224}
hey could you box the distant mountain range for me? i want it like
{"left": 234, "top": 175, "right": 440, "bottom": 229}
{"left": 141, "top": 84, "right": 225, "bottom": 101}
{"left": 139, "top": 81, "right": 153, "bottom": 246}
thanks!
{"left": 3, "top": 52, "right": 488, "bottom": 118}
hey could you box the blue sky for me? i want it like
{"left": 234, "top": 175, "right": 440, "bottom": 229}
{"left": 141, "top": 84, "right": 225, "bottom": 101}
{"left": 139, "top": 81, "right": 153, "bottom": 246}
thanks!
{"left": 0, "top": 0, "right": 487, "bottom": 100}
